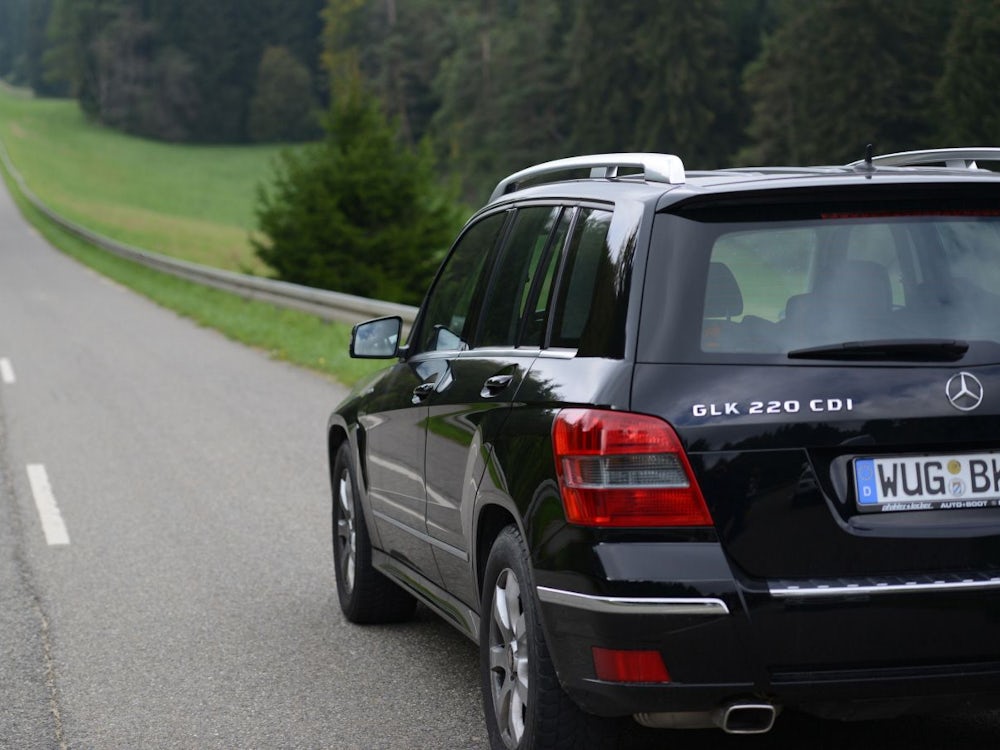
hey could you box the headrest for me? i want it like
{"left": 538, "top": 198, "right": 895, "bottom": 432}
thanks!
{"left": 704, "top": 262, "right": 744, "bottom": 318}
{"left": 820, "top": 260, "right": 892, "bottom": 311}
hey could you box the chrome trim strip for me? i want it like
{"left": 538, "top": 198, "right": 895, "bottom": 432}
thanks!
{"left": 536, "top": 586, "right": 729, "bottom": 616}
{"left": 770, "top": 577, "right": 1000, "bottom": 599}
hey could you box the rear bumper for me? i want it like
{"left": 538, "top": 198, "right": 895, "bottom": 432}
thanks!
{"left": 533, "top": 541, "right": 1000, "bottom": 719}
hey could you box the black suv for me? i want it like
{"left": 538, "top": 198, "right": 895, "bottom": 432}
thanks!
{"left": 328, "top": 149, "right": 1000, "bottom": 748}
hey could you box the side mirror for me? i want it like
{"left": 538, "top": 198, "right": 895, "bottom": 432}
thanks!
{"left": 350, "top": 316, "right": 402, "bottom": 359}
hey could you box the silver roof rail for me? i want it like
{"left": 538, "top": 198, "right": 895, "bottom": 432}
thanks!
{"left": 847, "top": 147, "right": 1000, "bottom": 170}
{"left": 489, "top": 152, "right": 686, "bottom": 202}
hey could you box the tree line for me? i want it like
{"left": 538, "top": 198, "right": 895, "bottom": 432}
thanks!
{"left": 2, "top": 1, "right": 999, "bottom": 189}
{"left": 0, "top": 0, "right": 325, "bottom": 142}
{"left": 2, "top": 0, "right": 999, "bottom": 303}
{"left": 335, "top": 0, "right": 998, "bottom": 200}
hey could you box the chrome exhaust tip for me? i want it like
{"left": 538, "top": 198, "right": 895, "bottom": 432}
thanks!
{"left": 713, "top": 703, "right": 778, "bottom": 735}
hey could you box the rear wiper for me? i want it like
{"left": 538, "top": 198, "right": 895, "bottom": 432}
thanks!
{"left": 787, "top": 339, "right": 969, "bottom": 361}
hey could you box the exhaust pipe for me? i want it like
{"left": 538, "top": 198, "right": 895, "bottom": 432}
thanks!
{"left": 634, "top": 702, "right": 779, "bottom": 734}
{"left": 713, "top": 702, "right": 778, "bottom": 735}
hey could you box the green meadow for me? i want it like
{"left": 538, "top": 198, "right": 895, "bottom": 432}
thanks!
{"left": 0, "top": 89, "right": 287, "bottom": 274}
{"left": 0, "top": 88, "right": 385, "bottom": 386}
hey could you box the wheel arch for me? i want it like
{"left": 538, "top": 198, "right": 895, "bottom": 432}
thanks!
{"left": 327, "top": 415, "right": 350, "bottom": 481}
{"left": 327, "top": 415, "right": 382, "bottom": 549}
{"left": 474, "top": 498, "right": 523, "bottom": 604}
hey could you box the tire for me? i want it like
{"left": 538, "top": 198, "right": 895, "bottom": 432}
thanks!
{"left": 479, "top": 526, "right": 621, "bottom": 750}
{"left": 332, "top": 442, "right": 416, "bottom": 624}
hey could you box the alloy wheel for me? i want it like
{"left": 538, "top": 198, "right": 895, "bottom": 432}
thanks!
{"left": 488, "top": 568, "right": 529, "bottom": 749}
{"left": 336, "top": 473, "right": 357, "bottom": 593}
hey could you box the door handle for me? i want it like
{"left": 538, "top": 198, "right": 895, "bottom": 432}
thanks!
{"left": 480, "top": 374, "right": 513, "bottom": 398}
{"left": 412, "top": 382, "right": 436, "bottom": 403}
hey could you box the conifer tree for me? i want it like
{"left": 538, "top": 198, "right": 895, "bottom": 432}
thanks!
{"left": 254, "top": 69, "right": 461, "bottom": 304}
{"left": 565, "top": 0, "right": 740, "bottom": 168}
{"left": 742, "top": 0, "right": 952, "bottom": 165}
{"left": 936, "top": 0, "right": 1000, "bottom": 145}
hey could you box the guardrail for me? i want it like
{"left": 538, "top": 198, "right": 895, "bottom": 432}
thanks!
{"left": 0, "top": 136, "right": 419, "bottom": 327}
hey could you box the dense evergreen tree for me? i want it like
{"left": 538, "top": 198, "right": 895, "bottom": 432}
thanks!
{"left": 936, "top": 0, "right": 1000, "bottom": 145}
{"left": 36, "top": 0, "right": 324, "bottom": 141}
{"left": 633, "top": 0, "right": 738, "bottom": 166}
{"left": 255, "top": 0, "right": 461, "bottom": 302}
{"left": 249, "top": 46, "right": 322, "bottom": 143}
{"left": 354, "top": 0, "right": 453, "bottom": 147}
{"left": 742, "top": 0, "right": 953, "bottom": 165}
{"left": 432, "top": 0, "right": 572, "bottom": 201}
{"left": 567, "top": 0, "right": 739, "bottom": 168}
{"left": 254, "top": 81, "right": 462, "bottom": 304}
{"left": 44, "top": 0, "right": 122, "bottom": 115}
{"left": 0, "top": 0, "right": 29, "bottom": 84}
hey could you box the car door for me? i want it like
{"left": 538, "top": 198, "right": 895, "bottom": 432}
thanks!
{"left": 424, "top": 205, "right": 574, "bottom": 606}
{"left": 363, "top": 211, "right": 509, "bottom": 585}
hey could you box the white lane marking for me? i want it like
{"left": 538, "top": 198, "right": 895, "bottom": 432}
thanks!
{"left": 0, "top": 358, "right": 14, "bottom": 384}
{"left": 26, "top": 465, "right": 70, "bottom": 546}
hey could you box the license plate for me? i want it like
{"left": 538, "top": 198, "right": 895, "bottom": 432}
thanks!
{"left": 854, "top": 453, "right": 1000, "bottom": 512}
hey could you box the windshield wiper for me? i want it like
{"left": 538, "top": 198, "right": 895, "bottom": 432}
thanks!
{"left": 787, "top": 339, "right": 969, "bottom": 361}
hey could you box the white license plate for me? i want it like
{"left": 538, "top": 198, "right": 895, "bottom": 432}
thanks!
{"left": 854, "top": 453, "right": 1000, "bottom": 512}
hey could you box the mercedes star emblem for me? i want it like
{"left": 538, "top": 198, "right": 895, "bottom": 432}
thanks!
{"left": 946, "top": 372, "right": 984, "bottom": 412}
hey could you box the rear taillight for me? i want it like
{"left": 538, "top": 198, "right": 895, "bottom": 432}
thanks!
{"left": 552, "top": 409, "right": 712, "bottom": 527}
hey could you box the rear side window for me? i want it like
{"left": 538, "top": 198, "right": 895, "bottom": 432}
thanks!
{"left": 551, "top": 209, "right": 614, "bottom": 348}
{"left": 426, "top": 201, "right": 638, "bottom": 358}
{"left": 477, "top": 206, "right": 566, "bottom": 348}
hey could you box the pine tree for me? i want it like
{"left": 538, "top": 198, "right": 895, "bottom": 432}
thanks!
{"left": 44, "top": 0, "right": 123, "bottom": 116}
{"left": 632, "top": 0, "right": 738, "bottom": 167}
{"left": 249, "top": 45, "right": 321, "bottom": 142}
{"left": 742, "top": 0, "right": 953, "bottom": 165}
{"left": 936, "top": 0, "right": 1000, "bottom": 145}
{"left": 566, "top": 0, "right": 740, "bottom": 168}
{"left": 432, "top": 0, "right": 572, "bottom": 201}
{"left": 254, "top": 80, "right": 462, "bottom": 304}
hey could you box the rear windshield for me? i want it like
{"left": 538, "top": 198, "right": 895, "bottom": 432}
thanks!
{"left": 644, "top": 200, "right": 1000, "bottom": 363}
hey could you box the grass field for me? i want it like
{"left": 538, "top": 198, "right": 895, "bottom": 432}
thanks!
{"left": 0, "top": 86, "right": 387, "bottom": 387}
{"left": 0, "top": 88, "right": 289, "bottom": 274}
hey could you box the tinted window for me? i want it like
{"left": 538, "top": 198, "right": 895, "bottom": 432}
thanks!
{"left": 550, "top": 209, "right": 615, "bottom": 350}
{"left": 418, "top": 212, "right": 507, "bottom": 353}
{"left": 519, "top": 210, "right": 572, "bottom": 348}
{"left": 477, "top": 206, "right": 564, "bottom": 348}
{"left": 698, "top": 213, "right": 1000, "bottom": 355}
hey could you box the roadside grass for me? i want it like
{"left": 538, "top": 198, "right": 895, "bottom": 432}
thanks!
{"left": 0, "top": 159, "right": 386, "bottom": 387}
{"left": 0, "top": 89, "right": 290, "bottom": 274}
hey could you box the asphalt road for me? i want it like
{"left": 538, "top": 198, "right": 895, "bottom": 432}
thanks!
{"left": 1, "top": 177, "right": 999, "bottom": 749}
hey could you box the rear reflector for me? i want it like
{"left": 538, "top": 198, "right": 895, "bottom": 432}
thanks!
{"left": 553, "top": 409, "right": 712, "bottom": 527}
{"left": 592, "top": 647, "right": 670, "bottom": 683}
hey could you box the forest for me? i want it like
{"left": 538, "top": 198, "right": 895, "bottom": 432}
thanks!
{"left": 1, "top": 0, "right": 999, "bottom": 199}
{"left": 1, "top": 0, "right": 999, "bottom": 303}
